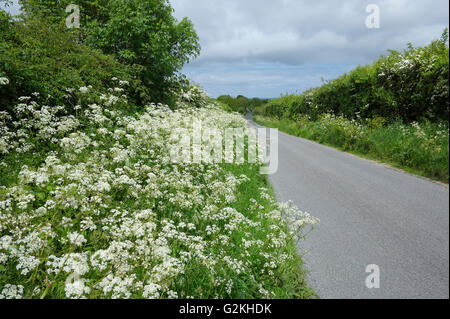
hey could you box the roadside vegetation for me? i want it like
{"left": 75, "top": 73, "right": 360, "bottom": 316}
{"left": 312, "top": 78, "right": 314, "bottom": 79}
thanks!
{"left": 256, "top": 116, "right": 448, "bottom": 182}
{"left": 217, "top": 95, "right": 269, "bottom": 114}
{"left": 0, "top": 1, "right": 317, "bottom": 299}
{"left": 254, "top": 30, "right": 449, "bottom": 182}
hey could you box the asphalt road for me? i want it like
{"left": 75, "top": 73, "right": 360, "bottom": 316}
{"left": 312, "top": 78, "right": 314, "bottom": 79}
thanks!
{"left": 247, "top": 113, "right": 449, "bottom": 299}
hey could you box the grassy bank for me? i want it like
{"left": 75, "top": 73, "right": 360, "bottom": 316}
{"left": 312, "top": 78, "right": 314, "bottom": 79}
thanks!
{"left": 1, "top": 4, "right": 319, "bottom": 299}
{"left": 254, "top": 115, "right": 449, "bottom": 183}
{"left": 0, "top": 80, "right": 318, "bottom": 299}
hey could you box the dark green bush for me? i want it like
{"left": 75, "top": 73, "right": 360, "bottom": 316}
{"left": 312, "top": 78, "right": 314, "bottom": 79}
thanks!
{"left": 0, "top": 11, "right": 147, "bottom": 111}
{"left": 261, "top": 30, "right": 449, "bottom": 124}
{"left": 218, "top": 95, "right": 269, "bottom": 114}
{"left": 18, "top": 0, "right": 201, "bottom": 105}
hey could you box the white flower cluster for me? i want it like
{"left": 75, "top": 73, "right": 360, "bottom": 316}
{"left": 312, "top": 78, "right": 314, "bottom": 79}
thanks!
{"left": 0, "top": 100, "right": 80, "bottom": 155}
{"left": 378, "top": 49, "right": 443, "bottom": 81}
{"left": 79, "top": 86, "right": 92, "bottom": 94}
{"left": 178, "top": 85, "right": 211, "bottom": 108}
{"left": 0, "top": 77, "right": 9, "bottom": 86}
{"left": 0, "top": 83, "right": 318, "bottom": 299}
{"left": 0, "top": 284, "right": 24, "bottom": 299}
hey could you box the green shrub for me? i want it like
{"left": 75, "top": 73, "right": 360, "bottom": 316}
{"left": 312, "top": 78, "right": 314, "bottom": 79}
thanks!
{"left": 217, "top": 95, "right": 247, "bottom": 114}
{"left": 18, "top": 0, "right": 201, "bottom": 105}
{"left": 0, "top": 12, "right": 147, "bottom": 111}
{"left": 261, "top": 30, "right": 449, "bottom": 124}
{"left": 217, "top": 95, "right": 269, "bottom": 114}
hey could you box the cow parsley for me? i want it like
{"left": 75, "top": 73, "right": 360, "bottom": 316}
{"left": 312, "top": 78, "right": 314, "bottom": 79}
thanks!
{"left": 0, "top": 77, "right": 10, "bottom": 85}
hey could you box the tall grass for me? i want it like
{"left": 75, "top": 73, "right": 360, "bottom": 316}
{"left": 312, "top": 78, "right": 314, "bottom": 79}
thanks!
{"left": 254, "top": 115, "right": 449, "bottom": 183}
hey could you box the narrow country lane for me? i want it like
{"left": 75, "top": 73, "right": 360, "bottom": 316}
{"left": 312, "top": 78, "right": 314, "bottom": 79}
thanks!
{"left": 247, "top": 113, "right": 449, "bottom": 299}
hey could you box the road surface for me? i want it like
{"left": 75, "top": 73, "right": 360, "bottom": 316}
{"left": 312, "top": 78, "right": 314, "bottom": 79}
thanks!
{"left": 247, "top": 113, "right": 449, "bottom": 299}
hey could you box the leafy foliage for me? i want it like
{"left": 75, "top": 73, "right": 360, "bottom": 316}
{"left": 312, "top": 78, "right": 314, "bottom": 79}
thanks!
{"left": 258, "top": 31, "right": 449, "bottom": 123}
{"left": 254, "top": 33, "right": 449, "bottom": 182}
{"left": 18, "top": 0, "right": 201, "bottom": 104}
{"left": 0, "top": 11, "right": 146, "bottom": 111}
{"left": 255, "top": 115, "right": 449, "bottom": 182}
{"left": 217, "top": 95, "right": 269, "bottom": 114}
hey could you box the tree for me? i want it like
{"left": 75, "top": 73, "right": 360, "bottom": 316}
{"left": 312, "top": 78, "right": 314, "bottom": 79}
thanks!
{"left": 18, "top": 0, "right": 201, "bottom": 104}
{"left": 0, "top": 9, "right": 145, "bottom": 111}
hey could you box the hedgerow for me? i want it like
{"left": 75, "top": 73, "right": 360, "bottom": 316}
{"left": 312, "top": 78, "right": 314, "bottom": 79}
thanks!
{"left": 16, "top": 0, "right": 201, "bottom": 106}
{"left": 258, "top": 30, "right": 449, "bottom": 123}
{"left": 0, "top": 11, "right": 148, "bottom": 112}
{"left": 217, "top": 95, "right": 269, "bottom": 114}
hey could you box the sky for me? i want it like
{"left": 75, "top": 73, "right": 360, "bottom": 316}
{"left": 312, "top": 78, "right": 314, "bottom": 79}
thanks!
{"left": 171, "top": 0, "right": 449, "bottom": 98}
{"left": 2, "top": 0, "right": 449, "bottom": 98}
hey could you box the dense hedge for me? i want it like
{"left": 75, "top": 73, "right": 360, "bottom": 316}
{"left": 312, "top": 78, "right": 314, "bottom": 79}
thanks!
{"left": 259, "top": 30, "right": 449, "bottom": 124}
{"left": 0, "top": 11, "right": 148, "bottom": 111}
{"left": 217, "top": 95, "right": 269, "bottom": 114}
{"left": 16, "top": 0, "right": 201, "bottom": 106}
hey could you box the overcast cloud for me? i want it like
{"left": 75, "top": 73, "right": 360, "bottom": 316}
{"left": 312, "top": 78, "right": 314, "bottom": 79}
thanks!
{"left": 171, "top": 0, "right": 449, "bottom": 97}
{"left": 2, "top": 0, "right": 449, "bottom": 97}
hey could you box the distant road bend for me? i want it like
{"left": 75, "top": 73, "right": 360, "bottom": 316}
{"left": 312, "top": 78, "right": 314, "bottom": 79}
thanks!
{"left": 247, "top": 112, "right": 449, "bottom": 299}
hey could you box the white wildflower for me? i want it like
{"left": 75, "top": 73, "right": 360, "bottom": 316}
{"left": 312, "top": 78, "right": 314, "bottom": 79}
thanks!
{"left": 65, "top": 278, "right": 91, "bottom": 299}
{"left": 68, "top": 232, "right": 87, "bottom": 247}
{"left": 79, "top": 86, "right": 89, "bottom": 94}
{"left": 0, "top": 285, "right": 24, "bottom": 299}
{"left": 0, "top": 77, "right": 9, "bottom": 85}
{"left": 143, "top": 283, "right": 161, "bottom": 299}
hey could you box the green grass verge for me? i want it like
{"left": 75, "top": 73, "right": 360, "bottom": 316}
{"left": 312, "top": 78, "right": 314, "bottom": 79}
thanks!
{"left": 216, "top": 163, "right": 317, "bottom": 299}
{"left": 254, "top": 115, "right": 449, "bottom": 183}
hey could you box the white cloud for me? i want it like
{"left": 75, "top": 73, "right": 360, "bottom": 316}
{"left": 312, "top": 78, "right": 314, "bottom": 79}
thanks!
{"left": 2, "top": 0, "right": 448, "bottom": 97}
{"left": 171, "top": 0, "right": 448, "bottom": 97}
{"left": 172, "top": 0, "right": 449, "bottom": 65}
{"left": 184, "top": 62, "right": 356, "bottom": 98}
